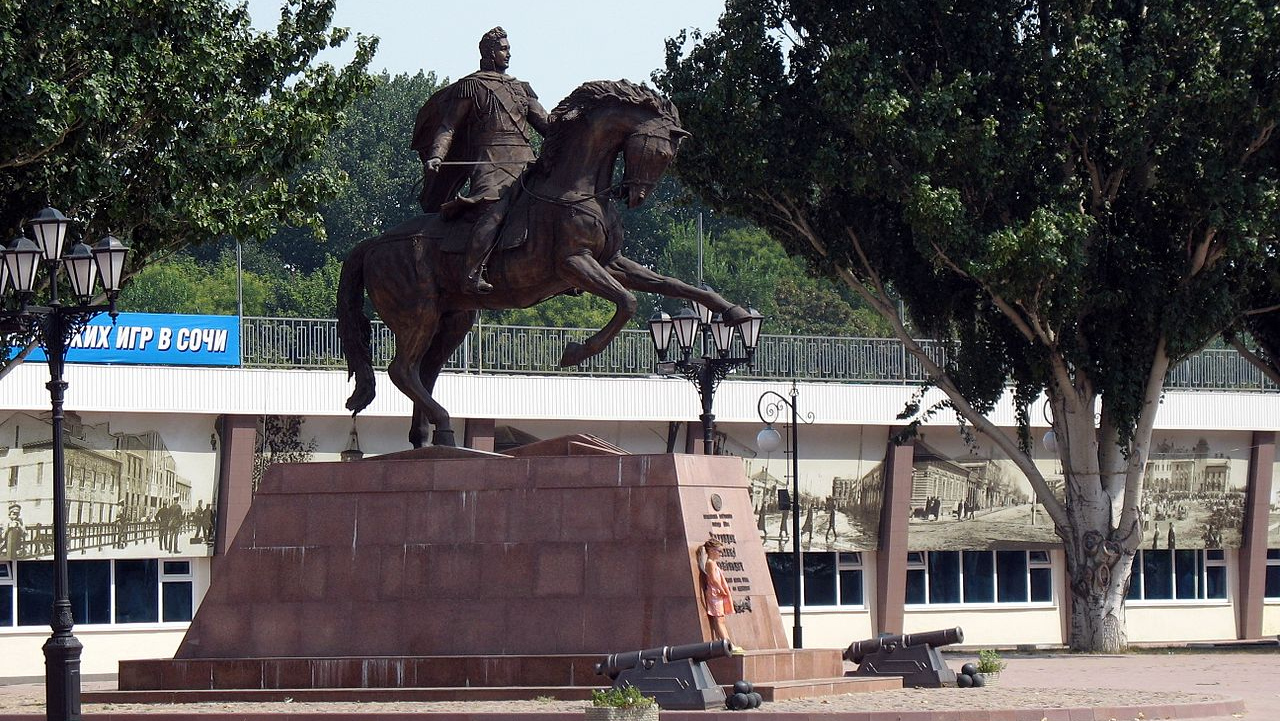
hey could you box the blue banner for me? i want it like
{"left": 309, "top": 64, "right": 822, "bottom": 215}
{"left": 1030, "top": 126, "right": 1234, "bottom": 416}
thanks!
{"left": 19, "top": 313, "right": 241, "bottom": 366}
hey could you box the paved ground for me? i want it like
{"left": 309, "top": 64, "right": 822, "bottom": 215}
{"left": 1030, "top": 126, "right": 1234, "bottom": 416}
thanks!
{"left": 0, "top": 649, "right": 1274, "bottom": 719}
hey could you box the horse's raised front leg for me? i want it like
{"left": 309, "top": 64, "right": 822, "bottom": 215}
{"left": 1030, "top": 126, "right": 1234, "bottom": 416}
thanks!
{"left": 606, "top": 256, "right": 750, "bottom": 325}
{"left": 556, "top": 252, "right": 637, "bottom": 367}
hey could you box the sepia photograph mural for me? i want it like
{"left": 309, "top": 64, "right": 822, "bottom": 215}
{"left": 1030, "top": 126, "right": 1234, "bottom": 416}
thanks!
{"left": 1, "top": 411, "right": 218, "bottom": 562}
{"left": 742, "top": 427, "right": 887, "bottom": 552}
{"left": 906, "top": 428, "right": 1250, "bottom": 551}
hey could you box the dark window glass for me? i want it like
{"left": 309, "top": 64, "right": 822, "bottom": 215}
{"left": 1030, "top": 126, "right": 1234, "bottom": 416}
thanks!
{"left": 907, "top": 552, "right": 925, "bottom": 564}
{"left": 1030, "top": 568, "right": 1053, "bottom": 602}
{"left": 1028, "top": 550, "right": 1050, "bottom": 564}
{"left": 928, "top": 551, "right": 961, "bottom": 604}
{"left": 1266, "top": 565, "right": 1280, "bottom": 599}
{"left": 839, "top": 569, "right": 863, "bottom": 606}
{"left": 1267, "top": 549, "right": 1280, "bottom": 560}
{"left": 162, "top": 561, "right": 190, "bottom": 575}
{"left": 1143, "top": 550, "right": 1173, "bottom": 600}
{"left": 996, "top": 551, "right": 1029, "bottom": 603}
{"left": 838, "top": 552, "right": 862, "bottom": 565}
{"left": 0, "top": 586, "right": 12, "bottom": 626}
{"left": 962, "top": 551, "right": 994, "bottom": 603}
{"left": 114, "top": 560, "right": 158, "bottom": 624}
{"left": 0, "top": 562, "right": 10, "bottom": 579}
{"left": 803, "top": 553, "right": 837, "bottom": 606}
{"left": 1205, "top": 549, "right": 1225, "bottom": 561}
{"left": 1174, "top": 550, "right": 1198, "bottom": 599}
{"left": 906, "top": 569, "right": 926, "bottom": 604}
{"left": 162, "top": 582, "right": 193, "bottom": 622}
{"left": 766, "top": 553, "right": 795, "bottom": 607}
{"left": 1127, "top": 554, "right": 1143, "bottom": 600}
{"left": 1205, "top": 565, "right": 1227, "bottom": 600}
{"left": 70, "top": 560, "right": 111, "bottom": 625}
{"left": 17, "top": 561, "right": 54, "bottom": 626}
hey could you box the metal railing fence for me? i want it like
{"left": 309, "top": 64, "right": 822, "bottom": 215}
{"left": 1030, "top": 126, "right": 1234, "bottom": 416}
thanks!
{"left": 238, "top": 316, "right": 1276, "bottom": 391}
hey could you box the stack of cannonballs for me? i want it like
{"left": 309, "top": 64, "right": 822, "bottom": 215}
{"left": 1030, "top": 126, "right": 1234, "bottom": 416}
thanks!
{"left": 955, "top": 662, "right": 989, "bottom": 688}
{"left": 725, "top": 680, "right": 764, "bottom": 710}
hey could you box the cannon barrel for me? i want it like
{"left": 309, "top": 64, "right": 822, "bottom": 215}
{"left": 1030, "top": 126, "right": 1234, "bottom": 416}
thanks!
{"left": 595, "top": 640, "right": 732, "bottom": 679}
{"left": 843, "top": 627, "right": 963, "bottom": 663}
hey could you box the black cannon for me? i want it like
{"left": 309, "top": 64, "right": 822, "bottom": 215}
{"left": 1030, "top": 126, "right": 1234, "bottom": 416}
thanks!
{"left": 595, "top": 640, "right": 730, "bottom": 710}
{"left": 843, "top": 627, "right": 964, "bottom": 688}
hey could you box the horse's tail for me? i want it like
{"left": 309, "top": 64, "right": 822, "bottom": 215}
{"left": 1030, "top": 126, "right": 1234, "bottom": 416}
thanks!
{"left": 337, "top": 240, "right": 376, "bottom": 414}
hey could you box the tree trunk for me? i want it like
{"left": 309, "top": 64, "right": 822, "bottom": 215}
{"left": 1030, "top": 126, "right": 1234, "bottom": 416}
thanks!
{"left": 1064, "top": 527, "right": 1135, "bottom": 652}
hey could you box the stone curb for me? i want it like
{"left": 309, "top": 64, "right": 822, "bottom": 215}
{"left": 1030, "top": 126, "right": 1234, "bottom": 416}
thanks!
{"left": 0, "top": 696, "right": 1248, "bottom": 721}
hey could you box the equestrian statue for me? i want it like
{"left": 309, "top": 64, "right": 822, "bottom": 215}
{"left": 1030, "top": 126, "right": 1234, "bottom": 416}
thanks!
{"left": 337, "top": 77, "right": 753, "bottom": 448}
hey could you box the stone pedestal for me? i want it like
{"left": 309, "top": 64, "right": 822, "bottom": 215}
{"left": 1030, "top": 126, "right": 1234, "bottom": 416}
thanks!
{"left": 176, "top": 439, "right": 789, "bottom": 659}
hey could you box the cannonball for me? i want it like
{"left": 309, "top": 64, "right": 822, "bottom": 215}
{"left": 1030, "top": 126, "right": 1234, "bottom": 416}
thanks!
{"left": 727, "top": 691, "right": 750, "bottom": 710}
{"left": 960, "top": 662, "right": 978, "bottom": 676}
{"left": 747, "top": 691, "right": 764, "bottom": 708}
{"left": 733, "top": 679, "right": 754, "bottom": 695}
{"left": 956, "top": 672, "right": 974, "bottom": 688}
{"left": 972, "top": 672, "right": 987, "bottom": 687}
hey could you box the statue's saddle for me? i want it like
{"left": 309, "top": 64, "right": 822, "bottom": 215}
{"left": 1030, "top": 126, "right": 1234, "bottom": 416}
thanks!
{"left": 384, "top": 198, "right": 527, "bottom": 255}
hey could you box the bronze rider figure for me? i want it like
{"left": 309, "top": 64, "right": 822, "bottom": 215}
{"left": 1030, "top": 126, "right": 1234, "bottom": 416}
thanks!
{"left": 411, "top": 26, "right": 550, "bottom": 294}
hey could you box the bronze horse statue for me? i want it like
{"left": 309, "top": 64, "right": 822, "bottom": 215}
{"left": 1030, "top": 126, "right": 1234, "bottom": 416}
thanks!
{"left": 338, "top": 80, "right": 751, "bottom": 448}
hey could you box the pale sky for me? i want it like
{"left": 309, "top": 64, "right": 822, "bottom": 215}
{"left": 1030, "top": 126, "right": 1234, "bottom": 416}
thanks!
{"left": 244, "top": 0, "right": 727, "bottom": 107}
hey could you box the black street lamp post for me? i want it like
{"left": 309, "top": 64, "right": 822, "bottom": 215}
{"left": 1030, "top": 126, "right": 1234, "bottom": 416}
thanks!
{"left": 647, "top": 300, "right": 764, "bottom": 455}
{"left": 755, "top": 381, "right": 811, "bottom": 649}
{"left": 2, "top": 208, "right": 129, "bottom": 721}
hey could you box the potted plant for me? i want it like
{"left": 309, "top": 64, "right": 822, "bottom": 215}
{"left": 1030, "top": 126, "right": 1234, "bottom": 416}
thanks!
{"left": 585, "top": 684, "right": 660, "bottom": 721}
{"left": 976, "top": 649, "right": 1007, "bottom": 685}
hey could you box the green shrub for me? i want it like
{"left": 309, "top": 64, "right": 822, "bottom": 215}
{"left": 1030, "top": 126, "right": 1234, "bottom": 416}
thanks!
{"left": 977, "top": 649, "right": 1007, "bottom": 674}
{"left": 590, "top": 685, "right": 656, "bottom": 709}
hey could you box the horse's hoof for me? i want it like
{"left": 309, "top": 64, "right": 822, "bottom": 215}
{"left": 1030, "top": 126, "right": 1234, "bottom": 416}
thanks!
{"left": 722, "top": 305, "right": 751, "bottom": 327}
{"left": 432, "top": 429, "right": 457, "bottom": 447}
{"left": 559, "top": 341, "right": 588, "bottom": 367}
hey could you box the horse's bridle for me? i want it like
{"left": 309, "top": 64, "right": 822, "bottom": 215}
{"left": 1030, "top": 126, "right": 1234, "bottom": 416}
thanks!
{"left": 518, "top": 118, "right": 688, "bottom": 209}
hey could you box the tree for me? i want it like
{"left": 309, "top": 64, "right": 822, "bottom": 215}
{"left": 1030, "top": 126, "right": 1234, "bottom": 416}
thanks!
{"left": 659, "top": 1, "right": 1279, "bottom": 650}
{"left": 0, "top": 0, "right": 375, "bottom": 284}
{"left": 261, "top": 70, "right": 442, "bottom": 271}
{"left": 647, "top": 219, "right": 889, "bottom": 336}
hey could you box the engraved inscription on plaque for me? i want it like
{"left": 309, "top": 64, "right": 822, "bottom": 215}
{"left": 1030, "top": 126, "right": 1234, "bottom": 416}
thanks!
{"left": 703, "top": 501, "right": 754, "bottom": 606}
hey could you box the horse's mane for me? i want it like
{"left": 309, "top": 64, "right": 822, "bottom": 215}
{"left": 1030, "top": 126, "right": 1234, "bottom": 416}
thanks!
{"left": 536, "top": 80, "right": 681, "bottom": 167}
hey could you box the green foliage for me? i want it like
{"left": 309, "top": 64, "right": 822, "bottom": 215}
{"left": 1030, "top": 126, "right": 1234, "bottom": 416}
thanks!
{"left": 590, "top": 685, "right": 656, "bottom": 709}
{"left": 261, "top": 70, "right": 442, "bottom": 271}
{"left": 118, "top": 244, "right": 341, "bottom": 318}
{"left": 119, "top": 69, "right": 443, "bottom": 318}
{"left": 658, "top": 0, "right": 1280, "bottom": 442}
{"left": 0, "top": 0, "right": 375, "bottom": 279}
{"left": 645, "top": 220, "right": 890, "bottom": 336}
{"left": 489, "top": 293, "right": 619, "bottom": 329}
{"left": 976, "top": 649, "right": 1007, "bottom": 675}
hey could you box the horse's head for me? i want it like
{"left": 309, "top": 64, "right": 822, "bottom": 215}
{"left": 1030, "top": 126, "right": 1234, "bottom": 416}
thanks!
{"left": 544, "top": 80, "right": 689, "bottom": 208}
{"left": 620, "top": 116, "right": 690, "bottom": 208}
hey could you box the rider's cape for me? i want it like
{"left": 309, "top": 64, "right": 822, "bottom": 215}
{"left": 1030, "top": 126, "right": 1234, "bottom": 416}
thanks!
{"left": 411, "top": 83, "right": 470, "bottom": 214}
{"left": 411, "top": 71, "right": 538, "bottom": 214}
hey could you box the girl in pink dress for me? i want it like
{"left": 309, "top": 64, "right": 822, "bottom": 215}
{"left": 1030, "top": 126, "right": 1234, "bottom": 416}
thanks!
{"left": 701, "top": 538, "right": 736, "bottom": 648}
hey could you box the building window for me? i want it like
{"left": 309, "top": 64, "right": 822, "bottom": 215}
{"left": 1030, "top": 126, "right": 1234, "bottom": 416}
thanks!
{"left": 0, "top": 562, "right": 12, "bottom": 627}
{"left": 3, "top": 558, "right": 195, "bottom": 628}
{"left": 766, "top": 552, "right": 864, "bottom": 608}
{"left": 1265, "top": 549, "right": 1280, "bottom": 600}
{"left": 1126, "top": 549, "right": 1227, "bottom": 602}
{"left": 114, "top": 560, "right": 159, "bottom": 623}
{"left": 161, "top": 560, "right": 194, "bottom": 622}
{"left": 906, "top": 550, "right": 1053, "bottom": 606}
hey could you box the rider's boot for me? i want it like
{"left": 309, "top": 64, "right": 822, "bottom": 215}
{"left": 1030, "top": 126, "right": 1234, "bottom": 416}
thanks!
{"left": 464, "top": 266, "right": 494, "bottom": 294}
{"left": 461, "top": 201, "right": 504, "bottom": 295}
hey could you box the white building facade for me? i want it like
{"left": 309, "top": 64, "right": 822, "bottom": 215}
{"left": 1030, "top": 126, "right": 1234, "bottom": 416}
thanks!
{"left": 1, "top": 324, "right": 1279, "bottom": 678}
